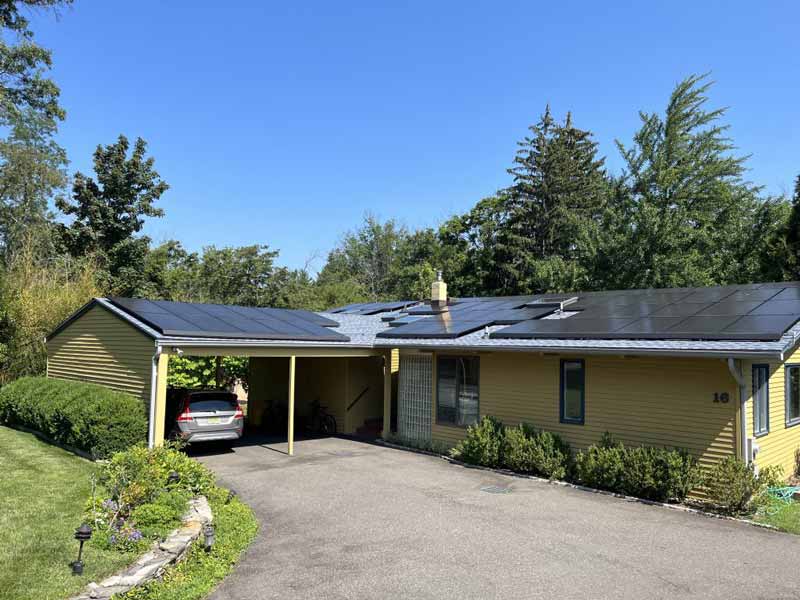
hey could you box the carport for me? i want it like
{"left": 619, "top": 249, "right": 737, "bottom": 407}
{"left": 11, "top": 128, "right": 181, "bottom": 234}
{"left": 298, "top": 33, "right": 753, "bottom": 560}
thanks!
{"left": 45, "top": 297, "right": 395, "bottom": 455}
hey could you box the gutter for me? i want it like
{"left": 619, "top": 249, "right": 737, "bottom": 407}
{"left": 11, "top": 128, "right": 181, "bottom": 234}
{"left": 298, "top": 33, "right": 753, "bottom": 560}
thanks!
{"left": 375, "top": 341, "right": 783, "bottom": 361}
{"left": 727, "top": 358, "right": 749, "bottom": 463}
{"left": 148, "top": 344, "right": 163, "bottom": 448}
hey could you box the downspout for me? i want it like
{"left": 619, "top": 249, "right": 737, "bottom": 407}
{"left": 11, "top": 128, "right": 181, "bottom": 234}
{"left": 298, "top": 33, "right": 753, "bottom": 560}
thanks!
{"left": 727, "top": 357, "right": 749, "bottom": 464}
{"left": 148, "top": 345, "right": 163, "bottom": 448}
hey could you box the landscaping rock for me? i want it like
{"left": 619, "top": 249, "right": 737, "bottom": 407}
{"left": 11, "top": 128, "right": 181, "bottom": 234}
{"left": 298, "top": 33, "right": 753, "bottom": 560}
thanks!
{"left": 69, "top": 496, "right": 212, "bottom": 600}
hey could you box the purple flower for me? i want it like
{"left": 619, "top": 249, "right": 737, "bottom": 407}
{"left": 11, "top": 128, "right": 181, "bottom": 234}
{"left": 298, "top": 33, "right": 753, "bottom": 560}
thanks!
{"left": 110, "top": 534, "right": 117, "bottom": 544}
{"left": 102, "top": 499, "right": 119, "bottom": 512}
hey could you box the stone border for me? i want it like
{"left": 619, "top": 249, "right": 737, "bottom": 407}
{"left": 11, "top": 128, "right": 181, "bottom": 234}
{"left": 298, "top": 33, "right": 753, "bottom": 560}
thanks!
{"left": 71, "top": 497, "right": 213, "bottom": 600}
{"left": 375, "top": 439, "right": 780, "bottom": 532}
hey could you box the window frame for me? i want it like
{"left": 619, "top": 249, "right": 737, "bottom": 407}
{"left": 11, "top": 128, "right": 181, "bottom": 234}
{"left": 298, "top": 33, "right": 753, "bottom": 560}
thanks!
{"left": 559, "top": 358, "right": 585, "bottom": 425}
{"left": 752, "top": 364, "right": 770, "bottom": 437}
{"left": 435, "top": 355, "right": 480, "bottom": 428}
{"left": 785, "top": 363, "right": 800, "bottom": 428}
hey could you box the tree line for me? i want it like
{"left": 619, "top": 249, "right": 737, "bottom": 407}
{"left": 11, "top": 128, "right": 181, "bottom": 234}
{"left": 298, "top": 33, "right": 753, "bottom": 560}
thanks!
{"left": 0, "top": 0, "right": 799, "bottom": 382}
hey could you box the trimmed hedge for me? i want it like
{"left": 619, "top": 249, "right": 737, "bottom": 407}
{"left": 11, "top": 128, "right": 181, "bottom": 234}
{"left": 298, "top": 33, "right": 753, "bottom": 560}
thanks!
{"left": 452, "top": 419, "right": 701, "bottom": 503}
{"left": 574, "top": 433, "right": 701, "bottom": 502}
{"left": 0, "top": 376, "right": 147, "bottom": 458}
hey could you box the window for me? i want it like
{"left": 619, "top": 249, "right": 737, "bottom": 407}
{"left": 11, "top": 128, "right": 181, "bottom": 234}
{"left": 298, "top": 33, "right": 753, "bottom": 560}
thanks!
{"left": 436, "top": 356, "right": 479, "bottom": 426}
{"left": 753, "top": 364, "right": 769, "bottom": 436}
{"left": 786, "top": 364, "right": 800, "bottom": 427}
{"left": 560, "top": 359, "right": 585, "bottom": 424}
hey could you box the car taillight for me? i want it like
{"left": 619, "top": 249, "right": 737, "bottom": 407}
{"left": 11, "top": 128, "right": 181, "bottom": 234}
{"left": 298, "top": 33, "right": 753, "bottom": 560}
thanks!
{"left": 176, "top": 399, "right": 192, "bottom": 422}
{"left": 234, "top": 401, "right": 244, "bottom": 420}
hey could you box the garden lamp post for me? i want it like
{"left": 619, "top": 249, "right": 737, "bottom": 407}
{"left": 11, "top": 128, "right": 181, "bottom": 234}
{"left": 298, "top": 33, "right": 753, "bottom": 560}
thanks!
{"left": 167, "top": 471, "right": 180, "bottom": 485}
{"left": 203, "top": 523, "right": 215, "bottom": 552}
{"left": 71, "top": 524, "right": 92, "bottom": 575}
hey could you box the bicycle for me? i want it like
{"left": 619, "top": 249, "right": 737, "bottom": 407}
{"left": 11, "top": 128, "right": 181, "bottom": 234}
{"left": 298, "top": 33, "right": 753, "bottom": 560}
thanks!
{"left": 307, "top": 398, "right": 337, "bottom": 435}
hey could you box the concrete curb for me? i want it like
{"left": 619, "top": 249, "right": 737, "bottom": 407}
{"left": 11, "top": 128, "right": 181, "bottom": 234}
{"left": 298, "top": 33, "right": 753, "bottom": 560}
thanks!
{"left": 375, "top": 439, "right": 778, "bottom": 532}
{"left": 70, "top": 496, "right": 213, "bottom": 600}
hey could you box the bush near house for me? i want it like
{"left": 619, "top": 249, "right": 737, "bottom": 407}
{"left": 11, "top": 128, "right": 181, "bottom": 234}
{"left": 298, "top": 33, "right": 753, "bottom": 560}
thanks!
{"left": 504, "top": 423, "right": 573, "bottom": 480}
{"left": 452, "top": 420, "right": 701, "bottom": 503}
{"left": 574, "top": 433, "right": 701, "bottom": 502}
{"left": 0, "top": 376, "right": 147, "bottom": 458}
{"left": 450, "top": 416, "right": 506, "bottom": 467}
{"left": 703, "top": 456, "right": 784, "bottom": 515}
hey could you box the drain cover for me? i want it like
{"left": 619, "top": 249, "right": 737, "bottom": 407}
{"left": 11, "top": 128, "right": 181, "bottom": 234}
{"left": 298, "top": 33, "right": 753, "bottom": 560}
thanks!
{"left": 480, "top": 485, "right": 511, "bottom": 494}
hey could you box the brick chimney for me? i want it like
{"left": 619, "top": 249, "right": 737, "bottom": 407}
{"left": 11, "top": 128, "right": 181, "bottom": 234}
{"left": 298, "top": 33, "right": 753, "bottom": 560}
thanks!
{"left": 431, "top": 270, "right": 448, "bottom": 309}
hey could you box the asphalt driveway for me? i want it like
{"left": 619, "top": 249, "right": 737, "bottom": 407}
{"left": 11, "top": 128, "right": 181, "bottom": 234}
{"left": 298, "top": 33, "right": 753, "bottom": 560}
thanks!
{"left": 198, "top": 437, "right": 799, "bottom": 600}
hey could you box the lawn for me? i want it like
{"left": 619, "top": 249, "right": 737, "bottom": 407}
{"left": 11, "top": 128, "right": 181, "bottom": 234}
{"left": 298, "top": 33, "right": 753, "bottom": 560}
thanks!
{"left": 0, "top": 426, "right": 134, "bottom": 600}
{"left": 756, "top": 497, "right": 800, "bottom": 534}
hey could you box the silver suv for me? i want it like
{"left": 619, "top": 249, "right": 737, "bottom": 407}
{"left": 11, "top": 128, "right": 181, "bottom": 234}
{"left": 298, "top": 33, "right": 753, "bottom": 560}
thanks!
{"left": 172, "top": 390, "right": 244, "bottom": 443}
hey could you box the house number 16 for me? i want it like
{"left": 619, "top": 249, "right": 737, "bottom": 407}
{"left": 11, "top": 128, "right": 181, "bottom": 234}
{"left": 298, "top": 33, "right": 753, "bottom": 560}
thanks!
{"left": 713, "top": 392, "right": 730, "bottom": 404}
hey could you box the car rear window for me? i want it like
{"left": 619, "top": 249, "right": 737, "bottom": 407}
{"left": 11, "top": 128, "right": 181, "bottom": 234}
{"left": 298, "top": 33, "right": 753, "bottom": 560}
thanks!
{"left": 189, "top": 396, "right": 237, "bottom": 412}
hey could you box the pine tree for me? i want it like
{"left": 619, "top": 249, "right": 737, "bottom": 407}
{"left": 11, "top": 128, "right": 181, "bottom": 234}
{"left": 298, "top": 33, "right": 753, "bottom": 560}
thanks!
{"left": 612, "top": 74, "right": 761, "bottom": 288}
{"left": 499, "top": 107, "right": 609, "bottom": 293}
{"left": 781, "top": 175, "right": 800, "bottom": 280}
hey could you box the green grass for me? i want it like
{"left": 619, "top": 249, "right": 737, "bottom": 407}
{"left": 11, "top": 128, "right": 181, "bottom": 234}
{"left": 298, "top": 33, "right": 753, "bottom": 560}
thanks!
{"left": 755, "top": 498, "right": 800, "bottom": 534}
{"left": 116, "top": 487, "right": 259, "bottom": 600}
{"left": 0, "top": 426, "right": 136, "bottom": 600}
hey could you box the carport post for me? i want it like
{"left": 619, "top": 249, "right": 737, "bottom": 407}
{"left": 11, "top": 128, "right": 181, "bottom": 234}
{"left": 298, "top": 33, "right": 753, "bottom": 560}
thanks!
{"left": 288, "top": 355, "right": 296, "bottom": 456}
{"left": 153, "top": 351, "right": 170, "bottom": 447}
{"left": 382, "top": 351, "right": 391, "bottom": 440}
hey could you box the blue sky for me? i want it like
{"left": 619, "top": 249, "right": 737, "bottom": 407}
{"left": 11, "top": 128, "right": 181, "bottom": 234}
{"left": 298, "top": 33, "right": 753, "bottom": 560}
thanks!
{"left": 31, "top": 1, "right": 800, "bottom": 272}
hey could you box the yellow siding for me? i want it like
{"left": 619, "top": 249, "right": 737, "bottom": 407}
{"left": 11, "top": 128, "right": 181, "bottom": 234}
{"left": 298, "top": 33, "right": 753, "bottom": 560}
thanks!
{"left": 47, "top": 304, "right": 153, "bottom": 403}
{"left": 427, "top": 351, "right": 738, "bottom": 470}
{"left": 344, "top": 356, "right": 384, "bottom": 434}
{"left": 390, "top": 349, "right": 400, "bottom": 372}
{"left": 743, "top": 348, "right": 800, "bottom": 477}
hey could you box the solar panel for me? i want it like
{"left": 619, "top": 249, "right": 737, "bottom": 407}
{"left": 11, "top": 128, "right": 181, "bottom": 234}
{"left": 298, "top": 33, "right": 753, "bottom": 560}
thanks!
{"left": 693, "top": 301, "right": 765, "bottom": 317}
{"left": 750, "top": 300, "right": 800, "bottom": 316}
{"left": 108, "top": 297, "right": 349, "bottom": 342}
{"left": 614, "top": 317, "right": 687, "bottom": 335}
{"left": 721, "top": 315, "right": 800, "bottom": 339}
{"left": 491, "top": 318, "right": 638, "bottom": 339}
{"left": 377, "top": 317, "right": 489, "bottom": 339}
{"left": 328, "top": 300, "right": 418, "bottom": 315}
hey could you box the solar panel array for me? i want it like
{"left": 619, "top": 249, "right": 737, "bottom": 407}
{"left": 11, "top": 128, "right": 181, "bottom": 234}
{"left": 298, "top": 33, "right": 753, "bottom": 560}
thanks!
{"left": 376, "top": 283, "right": 800, "bottom": 342}
{"left": 109, "top": 297, "right": 349, "bottom": 341}
{"left": 376, "top": 298, "right": 557, "bottom": 339}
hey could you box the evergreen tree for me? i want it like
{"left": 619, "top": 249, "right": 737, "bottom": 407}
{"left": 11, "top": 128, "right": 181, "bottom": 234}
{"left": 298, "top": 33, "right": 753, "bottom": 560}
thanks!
{"left": 447, "top": 108, "right": 609, "bottom": 296}
{"left": 0, "top": 108, "right": 67, "bottom": 256}
{"left": 505, "top": 108, "right": 609, "bottom": 293}
{"left": 778, "top": 175, "right": 800, "bottom": 280}
{"left": 612, "top": 74, "right": 761, "bottom": 288}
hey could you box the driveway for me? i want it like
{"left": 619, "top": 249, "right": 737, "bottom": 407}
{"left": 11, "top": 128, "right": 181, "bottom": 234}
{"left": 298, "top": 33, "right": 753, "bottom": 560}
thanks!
{"left": 198, "top": 437, "right": 799, "bottom": 600}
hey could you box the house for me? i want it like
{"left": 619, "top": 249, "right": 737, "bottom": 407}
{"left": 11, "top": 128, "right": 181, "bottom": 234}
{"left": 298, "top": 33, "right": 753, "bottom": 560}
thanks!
{"left": 46, "top": 278, "right": 800, "bottom": 476}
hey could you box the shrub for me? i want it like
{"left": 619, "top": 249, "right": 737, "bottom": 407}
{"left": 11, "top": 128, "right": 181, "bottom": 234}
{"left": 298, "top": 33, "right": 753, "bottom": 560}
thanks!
{"left": 88, "top": 443, "right": 216, "bottom": 552}
{"left": 574, "top": 433, "right": 701, "bottom": 502}
{"left": 703, "top": 456, "right": 784, "bottom": 515}
{"left": 450, "top": 416, "right": 506, "bottom": 467}
{"left": 101, "top": 442, "right": 216, "bottom": 505}
{"left": 574, "top": 432, "right": 626, "bottom": 491}
{"left": 0, "top": 376, "right": 147, "bottom": 458}
{"left": 131, "top": 490, "right": 191, "bottom": 538}
{"left": 504, "top": 423, "right": 573, "bottom": 480}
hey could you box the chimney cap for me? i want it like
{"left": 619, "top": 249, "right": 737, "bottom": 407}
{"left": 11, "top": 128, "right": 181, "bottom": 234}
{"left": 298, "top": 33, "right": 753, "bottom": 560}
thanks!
{"left": 436, "top": 270, "right": 442, "bottom": 282}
